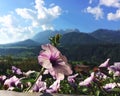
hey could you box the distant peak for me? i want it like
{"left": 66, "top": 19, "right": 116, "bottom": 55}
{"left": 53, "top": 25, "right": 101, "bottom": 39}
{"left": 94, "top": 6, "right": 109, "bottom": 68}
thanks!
{"left": 65, "top": 29, "right": 80, "bottom": 32}
{"left": 95, "top": 28, "right": 120, "bottom": 32}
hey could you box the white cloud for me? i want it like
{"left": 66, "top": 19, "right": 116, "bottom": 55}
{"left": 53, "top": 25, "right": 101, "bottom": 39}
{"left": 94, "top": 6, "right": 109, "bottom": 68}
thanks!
{"left": 0, "top": 14, "right": 35, "bottom": 44}
{"left": 86, "top": 6, "right": 104, "bottom": 20}
{"left": 34, "top": 0, "right": 61, "bottom": 20}
{"left": 15, "top": 8, "right": 36, "bottom": 20}
{"left": 0, "top": 0, "right": 62, "bottom": 44}
{"left": 107, "top": 9, "right": 120, "bottom": 21}
{"left": 99, "top": 0, "right": 120, "bottom": 8}
{"left": 16, "top": 0, "right": 61, "bottom": 30}
{"left": 41, "top": 24, "right": 54, "bottom": 30}
{"left": 0, "top": 15, "right": 14, "bottom": 28}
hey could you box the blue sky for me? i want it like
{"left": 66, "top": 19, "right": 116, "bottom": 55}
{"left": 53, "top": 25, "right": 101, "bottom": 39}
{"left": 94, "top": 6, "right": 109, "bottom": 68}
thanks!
{"left": 0, "top": 0, "right": 120, "bottom": 44}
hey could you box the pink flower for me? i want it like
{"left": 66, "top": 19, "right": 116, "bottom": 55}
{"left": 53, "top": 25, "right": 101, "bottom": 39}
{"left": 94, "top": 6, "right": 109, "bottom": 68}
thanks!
{"left": 67, "top": 73, "right": 78, "bottom": 89}
{"left": 108, "top": 62, "right": 120, "bottom": 76}
{"left": 114, "top": 71, "right": 120, "bottom": 76}
{"left": 79, "top": 72, "right": 94, "bottom": 86}
{"left": 0, "top": 75, "right": 6, "bottom": 83}
{"left": 46, "top": 80, "right": 60, "bottom": 93}
{"left": 103, "top": 83, "right": 120, "bottom": 91}
{"left": 99, "top": 58, "right": 110, "bottom": 68}
{"left": 4, "top": 76, "right": 21, "bottom": 90}
{"left": 67, "top": 73, "right": 78, "bottom": 83}
{"left": 12, "top": 66, "right": 22, "bottom": 75}
{"left": 38, "top": 44, "right": 72, "bottom": 80}
{"left": 32, "top": 76, "right": 46, "bottom": 92}
{"left": 95, "top": 71, "right": 107, "bottom": 79}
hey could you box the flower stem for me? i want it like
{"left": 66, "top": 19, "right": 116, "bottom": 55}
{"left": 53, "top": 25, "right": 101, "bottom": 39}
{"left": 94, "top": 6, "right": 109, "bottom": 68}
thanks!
{"left": 25, "top": 67, "right": 45, "bottom": 92}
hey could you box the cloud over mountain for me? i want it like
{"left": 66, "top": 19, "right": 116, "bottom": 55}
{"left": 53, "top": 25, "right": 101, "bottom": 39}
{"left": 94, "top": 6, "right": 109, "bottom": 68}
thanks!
{"left": 0, "top": 0, "right": 62, "bottom": 44}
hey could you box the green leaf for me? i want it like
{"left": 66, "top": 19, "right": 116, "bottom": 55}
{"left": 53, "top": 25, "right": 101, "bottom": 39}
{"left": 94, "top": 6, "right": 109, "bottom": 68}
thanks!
{"left": 21, "top": 78, "right": 35, "bottom": 84}
{"left": 13, "top": 87, "right": 22, "bottom": 92}
{"left": 96, "top": 90, "right": 100, "bottom": 96}
{"left": 82, "top": 88, "right": 88, "bottom": 92}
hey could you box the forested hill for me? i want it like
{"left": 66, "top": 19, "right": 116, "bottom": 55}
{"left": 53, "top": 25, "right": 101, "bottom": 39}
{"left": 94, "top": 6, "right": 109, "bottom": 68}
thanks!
{"left": 90, "top": 29, "right": 120, "bottom": 43}
{"left": 59, "top": 44, "right": 120, "bottom": 65}
{"left": 0, "top": 44, "right": 120, "bottom": 66}
{"left": 60, "top": 32, "right": 102, "bottom": 45}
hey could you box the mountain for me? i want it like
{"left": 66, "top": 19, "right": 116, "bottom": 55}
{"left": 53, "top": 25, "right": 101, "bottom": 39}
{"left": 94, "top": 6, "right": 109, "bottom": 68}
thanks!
{"left": 1, "top": 28, "right": 120, "bottom": 48}
{"left": 0, "top": 39, "right": 39, "bottom": 47}
{"left": 32, "top": 29, "right": 102, "bottom": 46}
{"left": 32, "top": 30, "right": 55, "bottom": 44}
{"left": 32, "top": 29, "right": 79, "bottom": 44}
{"left": 60, "top": 32, "right": 102, "bottom": 45}
{"left": 90, "top": 29, "right": 120, "bottom": 43}
{"left": 0, "top": 29, "right": 85, "bottom": 48}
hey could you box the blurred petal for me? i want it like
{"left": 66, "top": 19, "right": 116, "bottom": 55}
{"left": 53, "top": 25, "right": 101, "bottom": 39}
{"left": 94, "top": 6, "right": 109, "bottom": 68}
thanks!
{"left": 46, "top": 80, "right": 60, "bottom": 93}
{"left": 0, "top": 75, "right": 6, "bottom": 82}
{"left": 32, "top": 75, "right": 46, "bottom": 92}
{"left": 99, "top": 58, "right": 110, "bottom": 68}
{"left": 12, "top": 66, "right": 22, "bottom": 75}
{"left": 79, "top": 72, "right": 94, "bottom": 86}
{"left": 108, "top": 62, "right": 120, "bottom": 76}
{"left": 43, "top": 70, "right": 49, "bottom": 75}
{"left": 4, "top": 76, "right": 21, "bottom": 89}
{"left": 68, "top": 73, "right": 78, "bottom": 83}
{"left": 103, "top": 83, "right": 116, "bottom": 91}
{"left": 56, "top": 73, "right": 64, "bottom": 80}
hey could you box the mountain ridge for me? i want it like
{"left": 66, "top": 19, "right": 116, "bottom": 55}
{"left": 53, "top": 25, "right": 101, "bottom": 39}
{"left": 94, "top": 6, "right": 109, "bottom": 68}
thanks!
{"left": 90, "top": 29, "right": 120, "bottom": 43}
{"left": 0, "top": 39, "right": 39, "bottom": 47}
{"left": 60, "top": 32, "right": 102, "bottom": 45}
{"left": 1, "top": 28, "right": 120, "bottom": 47}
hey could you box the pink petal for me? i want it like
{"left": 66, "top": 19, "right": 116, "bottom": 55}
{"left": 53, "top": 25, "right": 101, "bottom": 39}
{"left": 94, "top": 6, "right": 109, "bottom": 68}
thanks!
{"left": 114, "top": 71, "right": 120, "bottom": 76}
{"left": 42, "top": 44, "right": 60, "bottom": 59}
{"left": 54, "top": 63, "right": 73, "bottom": 76}
{"left": 43, "top": 70, "right": 49, "bottom": 75}
{"left": 38, "top": 56, "right": 52, "bottom": 69}
{"left": 79, "top": 72, "right": 94, "bottom": 86}
{"left": 39, "top": 50, "right": 51, "bottom": 59}
{"left": 68, "top": 73, "right": 78, "bottom": 83}
{"left": 56, "top": 73, "right": 64, "bottom": 80}
{"left": 46, "top": 80, "right": 60, "bottom": 93}
{"left": 99, "top": 58, "right": 110, "bottom": 68}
